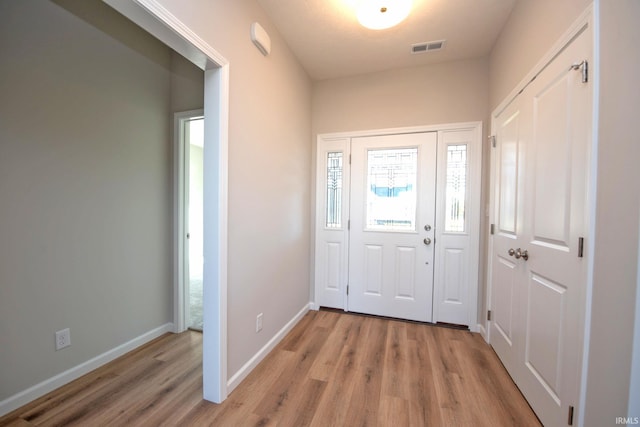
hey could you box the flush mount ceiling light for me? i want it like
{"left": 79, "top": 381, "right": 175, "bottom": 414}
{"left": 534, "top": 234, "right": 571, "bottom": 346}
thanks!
{"left": 356, "top": 0, "right": 413, "bottom": 30}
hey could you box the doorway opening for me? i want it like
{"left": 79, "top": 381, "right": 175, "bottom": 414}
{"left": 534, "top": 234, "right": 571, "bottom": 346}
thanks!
{"left": 179, "top": 113, "right": 205, "bottom": 331}
{"left": 99, "top": 0, "right": 230, "bottom": 403}
{"left": 176, "top": 111, "right": 204, "bottom": 331}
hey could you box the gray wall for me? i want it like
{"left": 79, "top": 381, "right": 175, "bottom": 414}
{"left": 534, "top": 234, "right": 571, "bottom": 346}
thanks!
{"left": 0, "top": 0, "right": 202, "bottom": 401}
{"left": 151, "top": 0, "right": 313, "bottom": 378}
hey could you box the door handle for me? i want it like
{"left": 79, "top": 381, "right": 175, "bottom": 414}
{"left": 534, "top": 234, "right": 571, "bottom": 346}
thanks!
{"left": 423, "top": 238, "right": 432, "bottom": 245}
{"left": 508, "top": 248, "right": 515, "bottom": 257}
{"left": 515, "top": 248, "right": 529, "bottom": 261}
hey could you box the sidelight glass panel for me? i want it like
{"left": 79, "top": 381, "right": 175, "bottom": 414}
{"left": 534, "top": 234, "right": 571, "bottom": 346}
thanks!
{"left": 326, "top": 152, "right": 343, "bottom": 228}
{"left": 366, "top": 148, "right": 418, "bottom": 231}
{"left": 445, "top": 144, "right": 467, "bottom": 233}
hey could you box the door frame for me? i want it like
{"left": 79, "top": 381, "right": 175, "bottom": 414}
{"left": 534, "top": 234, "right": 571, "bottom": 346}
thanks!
{"left": 103, "top": 0, "right": 230, "bottom": 403}
{"left": 313, "top": 122, "right": 483, "bottom": 331}
{"left": 175, "top": 110, "right": 204, "bottom": 333}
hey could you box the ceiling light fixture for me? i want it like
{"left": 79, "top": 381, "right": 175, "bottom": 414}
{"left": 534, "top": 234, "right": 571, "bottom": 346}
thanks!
{"left": 356, "top": 0, "right": 412, "bottom": 30}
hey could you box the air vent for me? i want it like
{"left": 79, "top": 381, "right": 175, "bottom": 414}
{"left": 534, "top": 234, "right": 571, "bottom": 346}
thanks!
{"left": 411, "top": 40, "right": 446, "bottom": 54}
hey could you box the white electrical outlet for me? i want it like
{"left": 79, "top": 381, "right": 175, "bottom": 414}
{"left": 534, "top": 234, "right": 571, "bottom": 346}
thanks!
{"left": 256, "top": 313, "right": 263, "bottom": 332}
{"left": 55, "top": 328, "right": 71, "bottom": 350}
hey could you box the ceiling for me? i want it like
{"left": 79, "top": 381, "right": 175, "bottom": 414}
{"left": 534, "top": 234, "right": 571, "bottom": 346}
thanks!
{"left": 256, "top": 0, "right": 516, "bottom": 81}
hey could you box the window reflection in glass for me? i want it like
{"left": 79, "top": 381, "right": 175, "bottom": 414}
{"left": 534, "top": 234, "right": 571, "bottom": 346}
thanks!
{"left": 445, "top": 144, "right": 467, "bottom": 233}
{"left": 366, "top": 148, "right": 418, "bottom": 231}
{"left": 326, "top": 152, "right": 343, "bottom": 228}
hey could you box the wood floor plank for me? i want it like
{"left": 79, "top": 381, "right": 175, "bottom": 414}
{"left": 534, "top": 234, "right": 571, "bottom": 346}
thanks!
{"left": 277, "top": 378, "right": 327, "bottom": 427}
{"left": 378, "top": 395, "right": 411, "bottom": 427}
{"left": 0, "top": 311, "right": 542, "bottom": 427}
{"left": 203, "top": 349, "right": 297, "bottom": 426}
{"left": 342, "top": 364, "right": 383, "bottom": 427}
{"left": 380, "top": 320, "right": 410, "bottom": 400}
{"left": 252, "top": 325, "right": 330, "bottom": 423}
{"left": 308, "top": 345, "right": 359, "bottom": 427}
{"left": 308, "top": 314, "right": 355, "bottom": 381}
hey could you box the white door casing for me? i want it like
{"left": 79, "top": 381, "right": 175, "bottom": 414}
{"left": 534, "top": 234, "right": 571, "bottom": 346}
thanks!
{"left": 315, "top": 123, "right": 482, "bottom": 329}
{"left": 488, "top": 19, "right": 592, "bottom": 427}
{"left": 103, "top": 0, "right": 232, "bottom": 403}
{"left": 348, "top": 132, "right": 437, "bottom": 322}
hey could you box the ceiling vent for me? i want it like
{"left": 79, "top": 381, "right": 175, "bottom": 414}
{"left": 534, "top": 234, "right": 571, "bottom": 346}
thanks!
{"left": 411, "top": 40, "right": 446, "bottom": 54}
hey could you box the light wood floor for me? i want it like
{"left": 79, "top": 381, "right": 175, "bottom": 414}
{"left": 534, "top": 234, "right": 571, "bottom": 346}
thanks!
{"left": 0, "top": 310, "right": 541, "bottom": 426}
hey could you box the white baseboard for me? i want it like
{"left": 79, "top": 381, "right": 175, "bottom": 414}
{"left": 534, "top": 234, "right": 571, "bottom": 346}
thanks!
{"left": 0, "top": 322, "right": 174, "bottom": 417}
{"left": 226, "top": 303, "right": 311, "bottom": 393}
{"left": 478, "top": 323, "right": 489, "bottom": 343}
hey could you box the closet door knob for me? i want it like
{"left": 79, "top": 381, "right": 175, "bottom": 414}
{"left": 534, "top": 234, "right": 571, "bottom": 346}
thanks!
{"left": 515, "top": 248, "right": 529, "bottom": 261}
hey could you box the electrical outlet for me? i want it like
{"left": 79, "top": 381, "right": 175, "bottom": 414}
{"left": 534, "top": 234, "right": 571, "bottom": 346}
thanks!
{"left": 256, "top": 313, "right": 263, "bottom": 332}
{"left": 55, "top": 328, "right": 71, "bottom": 350}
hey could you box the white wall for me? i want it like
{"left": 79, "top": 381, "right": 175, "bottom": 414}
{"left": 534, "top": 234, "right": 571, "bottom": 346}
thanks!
{"left": 312, "top": 58, "right": 491, "bottom": 325}
{"left": 489, "top": 0, "right": 592, "bottom": 109}
{"left": 313, "top": 58, "right": 489, "bottom": 135}
{"left": 150, "top": 0, "right": 313, "bottom": 378}
{"left": 488, "top": 0, "right": 640, "bottom": 423}
{"left": 583, "top": 1, "right": 640, "bottom": 424}
{"left": 0, "top": 0, "right": 178, "bottom": 401}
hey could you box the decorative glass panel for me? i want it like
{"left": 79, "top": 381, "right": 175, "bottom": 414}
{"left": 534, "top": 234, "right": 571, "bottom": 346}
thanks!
{"left": 445, "top": 144, "right": 467, "bottom": 233}
{"left": 326, "top": 152, "right": 343, "bottom": 228}
{"left": 366, "top": 148, "right": 418, "bottom": 231}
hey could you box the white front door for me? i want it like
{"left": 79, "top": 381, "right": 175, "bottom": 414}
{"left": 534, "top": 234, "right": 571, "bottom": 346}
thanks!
{"left": 489, "top": 23, "right": 591, "bottom": 427}
{"left": 348, "top": 133, "right": 437, "bottom": 322}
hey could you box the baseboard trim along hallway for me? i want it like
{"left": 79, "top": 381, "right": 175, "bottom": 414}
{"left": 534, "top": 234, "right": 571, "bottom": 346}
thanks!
{"left": 0, "top": 322, "right": 174, "bottom": 417}
{"left": 227, "top": 303, "right": 311, "bottom": 392}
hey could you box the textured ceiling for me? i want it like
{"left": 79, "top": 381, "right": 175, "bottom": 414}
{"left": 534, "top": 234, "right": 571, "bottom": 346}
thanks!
{"left": 257, "top": 0, "right": 516, "bottom": 81}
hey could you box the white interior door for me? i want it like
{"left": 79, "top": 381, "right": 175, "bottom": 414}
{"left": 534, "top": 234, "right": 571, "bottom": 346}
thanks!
{"left": 490, "top": 98, "right": 527, "bottom": 376}
{"left": 516, "top": 25, "right": 591, "bottom": 426}
{"left": 348, "top": 133, "right": 437, "bottom": 322}
{"left": 489, "top": 24, "right": 591, "bottom": 427}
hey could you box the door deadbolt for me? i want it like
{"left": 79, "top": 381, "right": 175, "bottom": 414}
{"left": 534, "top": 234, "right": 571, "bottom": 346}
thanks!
{"left": 424, "top": 224, "right": 432, "bottom": 231}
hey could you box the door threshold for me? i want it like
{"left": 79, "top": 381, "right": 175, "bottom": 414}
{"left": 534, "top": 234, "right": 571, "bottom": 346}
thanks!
{"left": 319, "top": 307, "right": 469, "bottom": 331}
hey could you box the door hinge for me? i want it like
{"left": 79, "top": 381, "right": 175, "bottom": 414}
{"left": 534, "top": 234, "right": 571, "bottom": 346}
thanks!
{"left": 490, "top": 224, "right": 495, "bottom": 235}
{"left": 578, "top": 237, "right": 584, "bottom": 258}
{"left": 349, "top": 154, "right": 352, "bottom": 165}
{"left": 347, "top": 219, "right": 351, "bottom": 230}
{"left": 489, "top": 135, "right": 496, "bottom": 148}
{"left": 570, "top": 60, "right": 588, "bottom": 83}
{"left": 346, "top": 285, "right": 349, "bottom": 296}
{"left": 568, "top": 405, "right": 574, "bottom": 425}
{"left": 487, "top": 310, "right": 492, "bottom": 321}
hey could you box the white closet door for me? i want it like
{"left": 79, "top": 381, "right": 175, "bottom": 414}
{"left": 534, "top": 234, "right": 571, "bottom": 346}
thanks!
{"left": 516, "top": 25, "right": 592, "bottom": 426}
{"left": 489, "top": 96, "right": 529, "bottom": 376}
{"left": 489, "top": 23, "right": 592, "bottom": 427}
